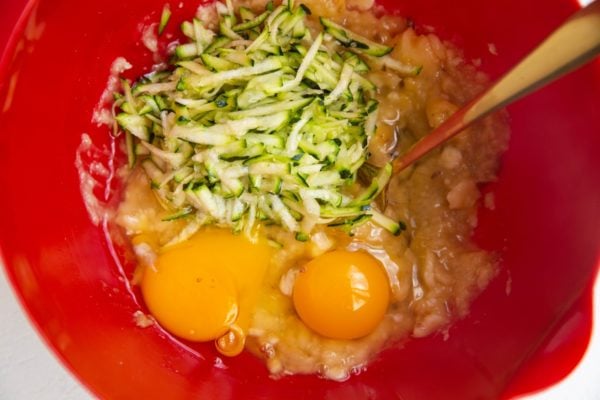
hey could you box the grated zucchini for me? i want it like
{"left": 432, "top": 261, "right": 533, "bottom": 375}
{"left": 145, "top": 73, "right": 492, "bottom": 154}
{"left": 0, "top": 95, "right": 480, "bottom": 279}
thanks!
{"left": 113, "top": 0, "right": 404, "bottom": 238}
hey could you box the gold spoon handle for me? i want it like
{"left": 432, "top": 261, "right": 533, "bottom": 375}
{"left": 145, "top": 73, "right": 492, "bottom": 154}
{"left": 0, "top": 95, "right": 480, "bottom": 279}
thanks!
{"left": 392, "top": 0, "right": 600, "bottom": 173}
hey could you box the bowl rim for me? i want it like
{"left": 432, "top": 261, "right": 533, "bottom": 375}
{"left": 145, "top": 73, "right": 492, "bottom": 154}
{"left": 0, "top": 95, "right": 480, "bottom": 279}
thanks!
{"left": 0, "top": 0, "right": 598, "bottom": 398}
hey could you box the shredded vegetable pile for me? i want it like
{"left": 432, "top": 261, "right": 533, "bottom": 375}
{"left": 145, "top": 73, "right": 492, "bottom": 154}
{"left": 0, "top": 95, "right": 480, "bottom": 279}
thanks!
{"left": 115, "top": 0, "right": 417, "bottom": 240}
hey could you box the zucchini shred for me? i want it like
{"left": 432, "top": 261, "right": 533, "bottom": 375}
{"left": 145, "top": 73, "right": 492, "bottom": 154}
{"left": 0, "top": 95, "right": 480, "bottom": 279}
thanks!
{"left": 114, "top": 0, "right": 409, "bottom": 239}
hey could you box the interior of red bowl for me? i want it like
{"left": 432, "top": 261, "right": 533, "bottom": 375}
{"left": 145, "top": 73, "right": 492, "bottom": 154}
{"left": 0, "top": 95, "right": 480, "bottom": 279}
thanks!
{"left": 1, "top": 0, "right": 599, "bottom": 399}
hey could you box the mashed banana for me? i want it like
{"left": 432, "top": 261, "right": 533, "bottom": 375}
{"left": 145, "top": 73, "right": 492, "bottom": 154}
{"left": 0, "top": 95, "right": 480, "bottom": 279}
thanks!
{"left": 115, "top": 0, "right": 509, "bottom": 381}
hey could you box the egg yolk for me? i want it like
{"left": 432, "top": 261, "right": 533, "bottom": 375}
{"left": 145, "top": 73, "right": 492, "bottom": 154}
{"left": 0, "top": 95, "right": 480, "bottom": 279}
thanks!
{"left": 292, "top": 250, "right": 390, "bottom": 340}
{"left": 141, "top": 228, "right": 271, "bottom": 353}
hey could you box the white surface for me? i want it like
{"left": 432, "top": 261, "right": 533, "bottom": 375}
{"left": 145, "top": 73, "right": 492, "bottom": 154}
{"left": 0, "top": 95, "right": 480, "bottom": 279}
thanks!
{"left": 516, "top": 273, "right": 600, "bottom": 400}
{"left": 0, "top": 265, "right": 90, "bottom": 400}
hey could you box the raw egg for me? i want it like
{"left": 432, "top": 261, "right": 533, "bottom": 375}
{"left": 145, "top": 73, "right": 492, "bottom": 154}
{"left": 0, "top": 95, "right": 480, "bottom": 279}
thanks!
{"left": 293, "top": 249, "right": 390, "bottom": 340}
{"left": 141, "top": 228, "right": 272, "bottom": 355}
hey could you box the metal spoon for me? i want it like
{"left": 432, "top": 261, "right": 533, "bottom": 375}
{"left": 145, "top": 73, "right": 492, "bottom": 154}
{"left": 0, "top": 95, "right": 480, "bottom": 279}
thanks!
{"left": 390, "top": 0, "right": 600, "bottom": 173}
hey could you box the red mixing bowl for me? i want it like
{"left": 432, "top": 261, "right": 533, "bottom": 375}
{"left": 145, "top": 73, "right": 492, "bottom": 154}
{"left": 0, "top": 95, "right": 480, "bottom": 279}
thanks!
{"left": 1, "top": 0, "right": 599, "bottom": 399}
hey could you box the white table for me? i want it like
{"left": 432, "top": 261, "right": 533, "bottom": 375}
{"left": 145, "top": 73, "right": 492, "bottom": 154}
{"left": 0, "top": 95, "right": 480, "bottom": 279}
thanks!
{"left": 0, "top": 265, "right": 90, "bottom": 400}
